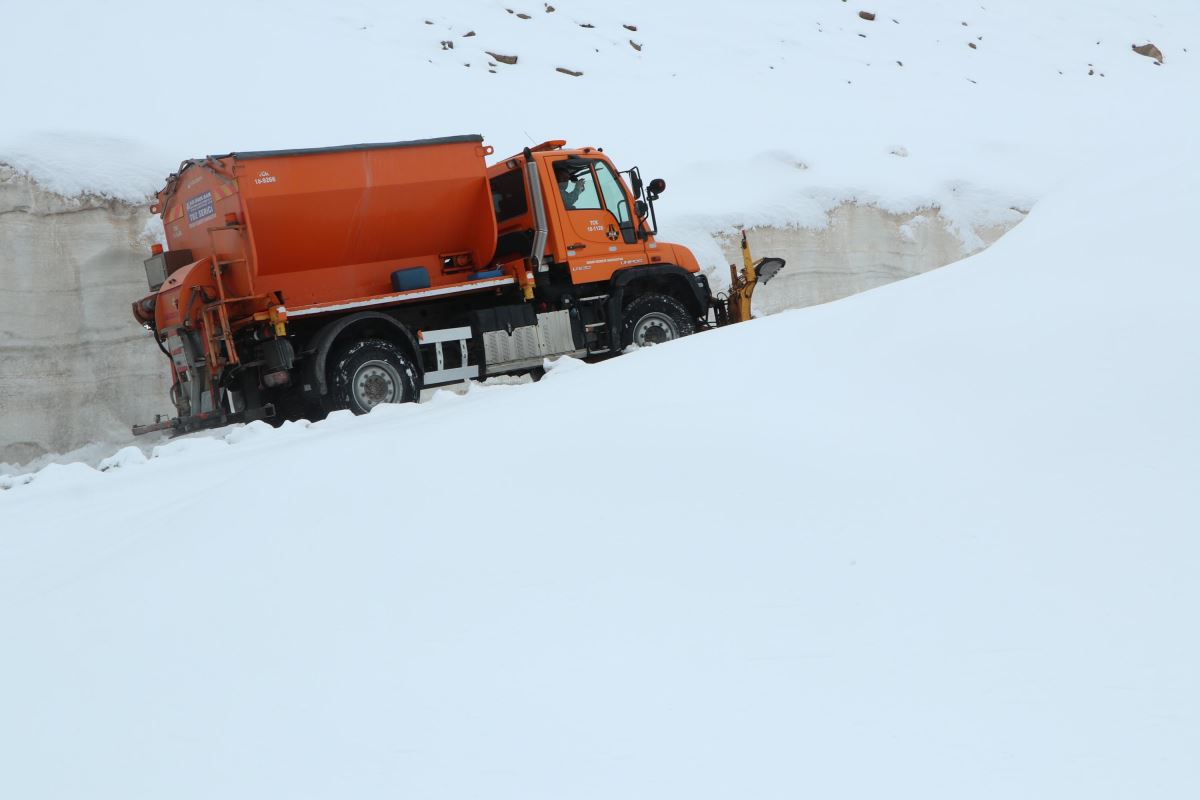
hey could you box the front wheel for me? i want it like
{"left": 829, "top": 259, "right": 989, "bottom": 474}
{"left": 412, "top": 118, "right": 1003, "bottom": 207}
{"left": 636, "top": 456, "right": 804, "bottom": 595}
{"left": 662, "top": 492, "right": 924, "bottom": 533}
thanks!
{"left": 327, "top": 338, "right": 418, "bottom": 414}
{"left": 620, "top": 293, "right": 695, "bottom": 349}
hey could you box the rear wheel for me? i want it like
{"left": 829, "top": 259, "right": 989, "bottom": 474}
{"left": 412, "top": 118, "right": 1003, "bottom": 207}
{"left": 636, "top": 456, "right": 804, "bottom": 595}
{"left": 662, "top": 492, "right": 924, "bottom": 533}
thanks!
{"left": 620, "top": 293, "right": 695, "bottom": 348}
{"left": 327, "top": 338, "right": 418, "bottom": 414}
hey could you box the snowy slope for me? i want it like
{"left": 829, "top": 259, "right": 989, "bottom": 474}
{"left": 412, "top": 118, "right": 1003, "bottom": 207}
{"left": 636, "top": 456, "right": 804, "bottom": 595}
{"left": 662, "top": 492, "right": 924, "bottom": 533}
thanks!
{"left": 2, "top": 130, "right": 1197, "bottom": 796}
{"left": 2, "top": 0, "right": 1197, "bottom": 242}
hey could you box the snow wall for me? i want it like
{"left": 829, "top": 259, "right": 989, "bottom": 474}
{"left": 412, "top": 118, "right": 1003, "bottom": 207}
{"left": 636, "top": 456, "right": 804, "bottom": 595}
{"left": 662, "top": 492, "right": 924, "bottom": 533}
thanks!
{"left": 0, "top": 166, "right": 1019, "bottom": 464}
{"left": 0, "top": 169, "right": 169, "bottom": 465}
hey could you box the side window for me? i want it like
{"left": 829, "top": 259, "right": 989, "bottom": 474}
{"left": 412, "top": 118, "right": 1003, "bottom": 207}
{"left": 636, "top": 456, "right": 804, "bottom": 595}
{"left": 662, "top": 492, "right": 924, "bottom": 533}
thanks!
{"left": 490, "top": 169, "right": 528, "bottom": 222}
{"left": 554, "top": 161, "right": 603, "bottom": 211}
{"left": 595, "top": 162, "right": 632, "bottom": 226}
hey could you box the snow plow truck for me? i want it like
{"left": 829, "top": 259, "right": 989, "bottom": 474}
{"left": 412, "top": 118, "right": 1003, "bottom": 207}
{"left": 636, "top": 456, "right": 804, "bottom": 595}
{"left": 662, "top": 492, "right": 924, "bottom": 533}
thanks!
{"left": 131, "top": 135, "right": 784, "bottom": 435}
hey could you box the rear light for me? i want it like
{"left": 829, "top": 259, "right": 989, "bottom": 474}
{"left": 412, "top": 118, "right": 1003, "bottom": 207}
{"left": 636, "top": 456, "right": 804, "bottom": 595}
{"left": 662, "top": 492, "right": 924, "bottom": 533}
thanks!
{"left": 224, "top": 212, "right": 239, "bottom": 225}
{"left": 150, "top": 243, "right": 164, "bottom": 255}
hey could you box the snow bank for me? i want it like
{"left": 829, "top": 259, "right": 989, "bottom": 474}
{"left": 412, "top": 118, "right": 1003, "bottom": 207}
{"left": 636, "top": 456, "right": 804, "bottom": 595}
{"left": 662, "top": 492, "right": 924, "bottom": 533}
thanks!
{"left": 2, "top": 133, "right": 1196, "bottom": 796}
{"left": 0, "top": 168, "right": 171, "bottom": 466}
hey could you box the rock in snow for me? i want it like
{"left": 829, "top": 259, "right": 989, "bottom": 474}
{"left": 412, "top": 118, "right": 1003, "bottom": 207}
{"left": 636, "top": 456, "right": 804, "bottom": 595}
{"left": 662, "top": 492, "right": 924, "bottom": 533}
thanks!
{"left": 1132, "top": 42, "right": 1165, "bottom": 63}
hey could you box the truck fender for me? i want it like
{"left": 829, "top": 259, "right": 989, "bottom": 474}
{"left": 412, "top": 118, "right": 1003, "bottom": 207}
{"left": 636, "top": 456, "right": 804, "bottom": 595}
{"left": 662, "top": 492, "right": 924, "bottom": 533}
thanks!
{"left": 609, "top": 264, "right": 711, "bottom": 317}
{"left": 605, "top": 264, "right": 711, "bottom": 351}
{"left": 301, "top": 311, "right": 423, "bottom": 397}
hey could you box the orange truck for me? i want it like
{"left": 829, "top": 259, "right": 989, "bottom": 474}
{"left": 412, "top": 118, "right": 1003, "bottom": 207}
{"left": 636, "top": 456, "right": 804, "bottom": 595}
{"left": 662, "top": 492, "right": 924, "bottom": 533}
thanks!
{"left": 132, "top": 134, "right": 778, "bottom": 434}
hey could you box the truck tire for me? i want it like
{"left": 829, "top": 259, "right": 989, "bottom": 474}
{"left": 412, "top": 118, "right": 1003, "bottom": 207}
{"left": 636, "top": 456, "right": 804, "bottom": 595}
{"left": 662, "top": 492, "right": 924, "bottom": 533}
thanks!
{"left": 621, "top": 293, "right": 695, "bottom": 348}
{"left": 328, "top": 338, "right": 418, "bottom": 414}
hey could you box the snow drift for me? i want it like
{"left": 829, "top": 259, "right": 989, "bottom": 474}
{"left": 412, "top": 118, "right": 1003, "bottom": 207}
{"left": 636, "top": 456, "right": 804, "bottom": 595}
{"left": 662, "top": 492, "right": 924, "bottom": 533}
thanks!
{"left": 2, "top": 128, "right": 1196, "bottom": 797}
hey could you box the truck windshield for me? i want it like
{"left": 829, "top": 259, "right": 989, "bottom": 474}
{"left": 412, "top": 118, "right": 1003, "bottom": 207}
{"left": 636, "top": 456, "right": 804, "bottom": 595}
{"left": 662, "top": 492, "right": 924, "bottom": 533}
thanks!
{"left": 554, "top": 161, "right": 602, "bottom": 211}
{"left": 594, "top": 161, "right": 632, "bottom": 226}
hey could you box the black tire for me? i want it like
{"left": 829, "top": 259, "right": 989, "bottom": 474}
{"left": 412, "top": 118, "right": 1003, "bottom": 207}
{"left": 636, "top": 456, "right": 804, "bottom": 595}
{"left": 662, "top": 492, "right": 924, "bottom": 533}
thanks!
{"left": 327, "top": 338, "right": 418, "bottom": 414}
{"left": 620, "top": 293, "right": 695, "bottom": 349}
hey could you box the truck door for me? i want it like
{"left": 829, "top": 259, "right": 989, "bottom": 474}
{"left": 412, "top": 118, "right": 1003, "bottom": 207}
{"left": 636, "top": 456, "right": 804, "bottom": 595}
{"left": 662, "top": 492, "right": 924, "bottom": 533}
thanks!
{"left": 550, "top": 157, "right": 646, "bottom": 281}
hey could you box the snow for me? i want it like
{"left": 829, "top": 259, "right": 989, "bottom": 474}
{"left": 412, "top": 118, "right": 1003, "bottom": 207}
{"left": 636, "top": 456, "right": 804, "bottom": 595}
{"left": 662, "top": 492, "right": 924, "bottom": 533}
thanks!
{"left": 2, "top": 129, "right": 1197, "bottom": 796}
{"left": 3, "top": 1, "right": 1199, "bottom": 793}
{"left": 2, "top": 0, "right": 1196, "bottom": 242}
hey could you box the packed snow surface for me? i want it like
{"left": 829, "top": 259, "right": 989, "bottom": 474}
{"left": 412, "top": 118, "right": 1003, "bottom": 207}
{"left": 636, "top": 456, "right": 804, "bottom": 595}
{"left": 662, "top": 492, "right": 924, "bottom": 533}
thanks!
{"left": 2, "top": 133, "right": 1197, "bottom": 796}
{"left": 2, "top": 0, "right": 1197, "bottom": 240}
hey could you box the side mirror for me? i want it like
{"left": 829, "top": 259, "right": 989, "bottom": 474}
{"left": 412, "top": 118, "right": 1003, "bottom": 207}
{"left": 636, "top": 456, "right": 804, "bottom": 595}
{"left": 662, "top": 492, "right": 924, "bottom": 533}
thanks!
{"left": 631, "top": 173, "right": 644, "bottom": 199}
{"left": 647, "top": 178, "right": 666, "bottom": 199}
{"left": 635, "top": 199, "right": 649, "bottom": 219}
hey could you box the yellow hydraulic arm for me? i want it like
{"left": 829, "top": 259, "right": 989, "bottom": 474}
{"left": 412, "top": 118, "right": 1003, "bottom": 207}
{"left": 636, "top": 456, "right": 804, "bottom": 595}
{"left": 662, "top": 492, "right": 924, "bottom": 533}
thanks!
{"left": 727, "top": 230, "right": 786, "bottom": 324}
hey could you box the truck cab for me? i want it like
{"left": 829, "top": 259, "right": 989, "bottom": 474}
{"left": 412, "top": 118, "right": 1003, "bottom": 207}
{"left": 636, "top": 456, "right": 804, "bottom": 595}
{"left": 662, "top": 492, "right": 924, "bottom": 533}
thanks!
{"left": 487, "top": 141, "right": 710, "bottom": 353}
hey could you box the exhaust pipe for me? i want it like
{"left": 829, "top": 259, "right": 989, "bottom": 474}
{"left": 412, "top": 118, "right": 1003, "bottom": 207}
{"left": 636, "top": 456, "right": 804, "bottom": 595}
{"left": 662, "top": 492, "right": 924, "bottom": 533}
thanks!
{"left": 524, "top": 148, "right": 549, "bottom": 273}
